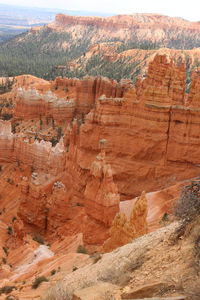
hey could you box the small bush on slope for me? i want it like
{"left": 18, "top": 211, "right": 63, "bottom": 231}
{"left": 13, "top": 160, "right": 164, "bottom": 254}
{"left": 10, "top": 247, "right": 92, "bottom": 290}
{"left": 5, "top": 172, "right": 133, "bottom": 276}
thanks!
{"left": 175, "top": 180, "right": 200, "bottom": 222}
{"left": 0, "top": 286, "right": 16, "bottom": 295}
{"left": 76, "top": 245, "right": 88, "bottom": 254}
{"left": 32, "top": 276, "right": 48, "bottom": 289}
{"left": 32, "top": 233, "right": 45, "bottom": 245}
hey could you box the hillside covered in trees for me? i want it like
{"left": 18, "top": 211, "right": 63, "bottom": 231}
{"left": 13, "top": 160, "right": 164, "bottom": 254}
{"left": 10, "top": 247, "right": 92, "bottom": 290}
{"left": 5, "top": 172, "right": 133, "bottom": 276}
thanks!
{"left": 0, "top": 13, "right": 200, "bottom": 81}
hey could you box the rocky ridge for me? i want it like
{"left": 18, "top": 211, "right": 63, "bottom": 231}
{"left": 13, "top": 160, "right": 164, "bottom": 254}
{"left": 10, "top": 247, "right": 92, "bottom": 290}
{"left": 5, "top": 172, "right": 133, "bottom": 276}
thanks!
{"left": 50, "top": 13, "right": 200, "bottom": 43}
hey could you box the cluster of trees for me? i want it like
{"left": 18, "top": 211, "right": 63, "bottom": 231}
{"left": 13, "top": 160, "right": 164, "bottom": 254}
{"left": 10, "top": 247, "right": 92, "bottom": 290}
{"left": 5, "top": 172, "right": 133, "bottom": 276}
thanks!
{"left": 0, "top": 26, "right": 200, "bottom": 81}
{"left": 58, "top": 54, "right": 142, "bottom": 82}
{"left": 0, "top": 28, "right": 92, "bottom": 79}
{"left": 166, "top": 32, "right": 200, "bottom": 49}
{"left": 115, "top": 31, "right": 200, "bottom": 53}
{"left": 116, "top": 39, "right": 161, "bottom": 53}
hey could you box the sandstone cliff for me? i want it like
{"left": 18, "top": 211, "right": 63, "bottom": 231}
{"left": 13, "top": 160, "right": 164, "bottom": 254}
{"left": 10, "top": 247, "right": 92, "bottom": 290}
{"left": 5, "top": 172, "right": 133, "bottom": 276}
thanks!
{"left": 7, "top": 75, "right": 128, "bottom": 122}
{"left": 50, "top": 13, "right": 200, "bottom": 45}
{"left": 73, "top": 55, "right": 200, "bottom": 200}
{"left": 1, "top": 55, "right": 200, "bottom": 239}
{"left": 1, "top": 54, "right": 200, "bottom": 299}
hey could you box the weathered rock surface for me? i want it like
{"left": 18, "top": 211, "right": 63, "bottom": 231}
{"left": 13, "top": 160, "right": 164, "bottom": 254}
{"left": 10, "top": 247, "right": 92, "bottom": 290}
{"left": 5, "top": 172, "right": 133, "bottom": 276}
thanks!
{"left": 103, "top": 191, "right": 148, "bottom": 251}
{"left": 121, "top": 282, "right": 174, "bottom": 299}
{"left": 8, "top": 75, "right": 128, "bottom": 122}
{"left": 49, "top": 14, "right": 200, "bottom": 46}
{"left": 43, "top": 221, "right": 200, "bottom": 300}
{"left": 72, "top": 282, "right": 120, "bottom": 300}
{"left": 1, "top": 55, "right": 200, "bottom": 246}
{"left": 73, "top": 55, "right": 200, "bottom": 199}
{"left": 1, "top": 53, "right": 200, "bottom": 299}
{"left": 83, "top": 148, "right": 120, "bottom": 244}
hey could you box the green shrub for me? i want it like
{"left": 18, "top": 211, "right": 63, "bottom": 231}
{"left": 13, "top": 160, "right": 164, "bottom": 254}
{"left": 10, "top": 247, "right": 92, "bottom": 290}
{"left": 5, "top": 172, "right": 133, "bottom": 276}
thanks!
{"left": 175, "top": 181, "right": 200, "bottom": 221}
{"left": 32, "top": 276, "right": 48, "bottom": 289}
{"left": 7, "top": 226, "right": 13, "bottom": 235}
{"left": 2, "top": 113, "right": 13, "bottom": 120}
{"left": 2, "top": 257, "right": 7, "bottom": 264}
{"left": 6, "top": 178, "right": 14, "bottom": 185}
{"left": 50, "top": 137, "right": 59, "bottom": 147}
{"left": 90, "top": 252, "right": 102, "bottom": 264}
{"left": 51, "top": 269, "right": 56, "bottom": 276}
{"left": 76, "top": 245, "right": 88, "bottom": 254}
{"left": 12, "top": 216, "right": 17, "bottom": 222}
{"left": 33, "top": 234, "right": 45, "bottom": 245}
{"left": 5, "top": 296, "right": 18, "bottom": 300}
{"left": 3, "top": 247, "right": 8, "bottom": 256}
{"left": 0, "top": 286, "right": 16, "bottom": 295}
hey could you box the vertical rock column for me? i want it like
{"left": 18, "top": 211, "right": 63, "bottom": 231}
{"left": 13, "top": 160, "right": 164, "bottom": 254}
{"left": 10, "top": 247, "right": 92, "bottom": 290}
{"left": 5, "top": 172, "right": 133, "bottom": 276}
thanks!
{"left": 103, "top": 191, "right": 148, "bottom": 252}
{"left": 83, "top": 140, "right": 120, "bottom": 244}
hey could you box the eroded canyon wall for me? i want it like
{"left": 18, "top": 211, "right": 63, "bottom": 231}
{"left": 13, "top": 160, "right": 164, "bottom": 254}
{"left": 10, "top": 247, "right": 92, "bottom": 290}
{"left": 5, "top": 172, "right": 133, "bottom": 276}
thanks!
{"left": 73, "top": 55, "right": 200, "bottom": 198}
{"left": 1, "top": 54, "right": 200, "bottom": 246}
{"left": 11, "top": 76, "right": 128, "bottom": 122}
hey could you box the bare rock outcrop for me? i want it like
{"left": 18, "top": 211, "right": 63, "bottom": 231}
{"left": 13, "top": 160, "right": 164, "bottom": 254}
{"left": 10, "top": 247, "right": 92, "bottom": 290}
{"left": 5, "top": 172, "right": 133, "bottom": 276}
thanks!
{"left": 83, "top": 145, "right": 120, "bottom": 245}
{"left": 77, "top": 55, "right": 200, "bottom": 197}
{"left": 9, "top": 75, "right": 128, "bottom": 122}
{"left": 49, "top": 13, "right": 200, "bottom": 45}
{"left": 1, "top": 54, "right": 200, "bottom": 251}
{"left": 103, "top": 191, "right": 148, "bottom": 251}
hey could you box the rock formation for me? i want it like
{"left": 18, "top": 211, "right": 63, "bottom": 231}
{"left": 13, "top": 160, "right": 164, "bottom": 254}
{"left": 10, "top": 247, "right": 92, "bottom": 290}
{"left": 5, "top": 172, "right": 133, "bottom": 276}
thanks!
{"left": 83, "top": 142, "right": 120, "bottom": 244}
{"left": 0, "top": 121, "right": 14, "bottom": 162}
{"left": 188, "top": 68, "right": 200, "bottom": 106}
{"left": 10, "top": 75, "right": 128, "bottom": 122}
{"left": 1, "top": 53, "right": 200, "bottom": 299}
{"left": 0, "top": 119, "right": 65, "bottom": 174}
{"left": 75, "top": 55, "right": 200, "bottom": 198}
{"left": 84, "top": 145, "right": 120, "bottom": 227}
{"left": 50, "top": 13, "right": 200, "bottom": 45}
{"left": 103, "top": 191, "right": 148, "bottom": 251}
{"left": 1, "top": 55, "right": 200, "bottom": 243}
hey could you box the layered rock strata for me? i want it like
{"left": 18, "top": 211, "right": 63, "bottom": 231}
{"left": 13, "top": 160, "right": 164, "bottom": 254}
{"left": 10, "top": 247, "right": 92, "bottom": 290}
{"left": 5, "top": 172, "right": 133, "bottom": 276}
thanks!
{"left": 83, "top": 145, "right": 120, "bottom": 244}
{"left": 75, "top": 55, "right": 200, "bottom": 197}
{"left": 1, "top": 54, "right": 200, "bottom": 247}
{"left": 10, "top": 76, "right": 128, "bottom": 122}
{"left": 49, "top": 13, "right": 200, "bottom": 45}
{"left": 103, "top": 191, "right": 148, "bottom": 251}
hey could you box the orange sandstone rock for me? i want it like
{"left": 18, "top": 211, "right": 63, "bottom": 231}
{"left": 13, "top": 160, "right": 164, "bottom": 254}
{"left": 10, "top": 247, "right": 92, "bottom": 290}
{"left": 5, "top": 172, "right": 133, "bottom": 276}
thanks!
{"left": 84, "top": 150, "right": 120, "bottom": 226}
{"left": 49, "top": 14, "right": 200, "bottom": 45}
{"left": 103, "top": 191, "right": 148, "bottom": 251}
{"left": 7, "top": 75, "right": 128, "bottom": 123}
{"left": 1, "top": 54, "right": 200, "bottom": 252}
{"left": 83, "top": 146, "right": 120, "bottom": 245}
